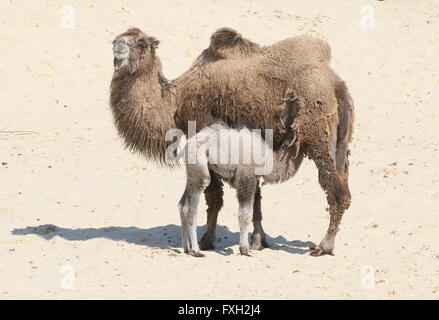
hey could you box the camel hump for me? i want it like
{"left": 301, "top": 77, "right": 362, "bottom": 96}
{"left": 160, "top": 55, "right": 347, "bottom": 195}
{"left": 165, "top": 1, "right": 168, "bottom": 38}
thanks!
{"left": 209, "top": 27, "right": 261, "bottom": 58}
{"left": 210, "top": 28, "right": 241, "bottom": 44}
{"left": 270, "top": 35, "right": 332, "bottom": 64}
{"left": 294, "top": 35, "right": 331, "bottom": 62}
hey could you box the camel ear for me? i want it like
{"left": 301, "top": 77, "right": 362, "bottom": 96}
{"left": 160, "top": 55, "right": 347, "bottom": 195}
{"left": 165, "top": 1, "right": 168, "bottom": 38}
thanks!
{"left": 151, "top": 37, "right": 160, "bottom": 49}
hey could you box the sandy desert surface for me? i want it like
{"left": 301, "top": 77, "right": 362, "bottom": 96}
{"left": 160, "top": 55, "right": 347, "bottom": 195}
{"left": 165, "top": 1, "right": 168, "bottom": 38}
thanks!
{"left": 0, "top": 0, "right": 438, "bottom": 299}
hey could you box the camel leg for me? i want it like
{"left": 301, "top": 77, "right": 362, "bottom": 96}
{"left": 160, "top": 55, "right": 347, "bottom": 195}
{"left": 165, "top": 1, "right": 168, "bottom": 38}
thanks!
{"left": 201, "top": 171, "right": 269, "bottom": 251}
{"left": 177, "top": 188, "right": 190, "bottom": 253}
{"left": 309, "top": 79, "right": 353, "bottom": 256}
{"left": 185, "top": 186, "right": 204, "bottom": 257}
{"left": 179, "top": 164, "right": 211, "bottom": 257}
{"left": 309, "top": 119, "right": 351, "bottom": 257}
{"left": 236, "top": 173, "right": 258, "bottom": 256}
{"left": 200, "top": 170, "right": 223, "bottom": 250}
{"left": 250, "top": 182, "right": 269, "bottom": 250}
{"left": 250, "top": 153, "right": 304, "bottom": 250}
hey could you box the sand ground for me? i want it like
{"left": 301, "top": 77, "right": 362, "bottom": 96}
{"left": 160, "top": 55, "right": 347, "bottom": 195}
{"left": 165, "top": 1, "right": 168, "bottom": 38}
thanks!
{"left": 0, "top": 0, "right": 438, "bottom": 299}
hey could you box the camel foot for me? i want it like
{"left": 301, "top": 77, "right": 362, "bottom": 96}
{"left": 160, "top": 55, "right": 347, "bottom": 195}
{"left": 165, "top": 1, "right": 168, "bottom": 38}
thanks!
{"left": 199, "top": 232, "right": 215, "bottom": 250}
{"left": 191, "top": 250, "right": 206, "bottom": 258}
{"left": 239, "top": 245, "right": 251, "bottom": 256}
{"left": 309, "top": 245, "right": 334, "bottom": 257}
{"left": 250, "top": 233, "right": 270, "bottom": 250}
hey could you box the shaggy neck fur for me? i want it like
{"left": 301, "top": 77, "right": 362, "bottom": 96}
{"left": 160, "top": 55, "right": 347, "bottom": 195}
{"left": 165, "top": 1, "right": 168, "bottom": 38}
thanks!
{"left": 110, "top": 56, "right": 176, "bottom": 165}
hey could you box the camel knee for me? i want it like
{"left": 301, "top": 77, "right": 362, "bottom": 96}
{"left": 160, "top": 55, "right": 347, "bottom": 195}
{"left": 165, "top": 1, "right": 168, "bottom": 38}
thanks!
{"left": 201, "top": 176, "right": 211, "bottom": 190}
{"left": 177, "top": 190, "right": 188, "bottom": 216}
{"left": 328, "top": 173, "right": 351, "bottom": 207}
{"left": 187, "top": 175, "right": 211, "bottom": 192}
{"left": 236, "top": 176, "right": 258, "bottom": 204}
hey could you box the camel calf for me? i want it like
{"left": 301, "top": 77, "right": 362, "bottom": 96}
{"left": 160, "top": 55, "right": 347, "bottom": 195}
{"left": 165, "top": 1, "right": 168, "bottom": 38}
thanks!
{"left": 178, "top": 101, "right": 302, "bottom": 256}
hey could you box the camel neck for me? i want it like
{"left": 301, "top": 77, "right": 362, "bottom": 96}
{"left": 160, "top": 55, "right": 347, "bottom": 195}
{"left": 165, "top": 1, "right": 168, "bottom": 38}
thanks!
{"left": 110, "top": 67, "right": 176, "bottom": 165}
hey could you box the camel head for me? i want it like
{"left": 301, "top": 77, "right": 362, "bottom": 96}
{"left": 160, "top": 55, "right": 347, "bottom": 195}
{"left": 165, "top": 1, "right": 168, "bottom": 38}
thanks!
{"left": 112, "top": 27, "right": 160, "bottom": 73}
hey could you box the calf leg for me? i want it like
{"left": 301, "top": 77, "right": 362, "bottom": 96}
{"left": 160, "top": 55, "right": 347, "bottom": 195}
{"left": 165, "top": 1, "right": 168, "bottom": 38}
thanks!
{"left": 185, "top": 185, "right": 205, "bottom": 257}
{"left": 179, "top": 164, "right": 211, "bottom": 257}
{"left": 236, "top": 174, "right": 258, "bottom": 256}
{"left": 177, "top": 188, "right": 190, "bottom": 253}
{"left": 251, "top": 152, "right": 304, "bottom": 250}
{"left": 201, "top": 171, "right": 270, "bottom": 251}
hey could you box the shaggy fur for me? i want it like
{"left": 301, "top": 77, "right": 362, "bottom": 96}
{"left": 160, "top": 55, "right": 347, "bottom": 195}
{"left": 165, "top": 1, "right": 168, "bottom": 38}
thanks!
{"left": 110, "top": 28, "right": 175, "bottom": 164}
{"left": 109, "top": 27, "right": 355, "bottom": 256}
{"left": 173, "top": 29, "right": 340, "bottom": 152}
{"left": 208, "top": 27, "right": 262, "bottom": 59}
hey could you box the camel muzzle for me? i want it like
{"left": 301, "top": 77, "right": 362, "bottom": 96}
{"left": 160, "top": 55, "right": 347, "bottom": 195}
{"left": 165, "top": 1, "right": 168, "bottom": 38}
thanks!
{"left": 113, "top": 40, "right": 129, "bottom": 59}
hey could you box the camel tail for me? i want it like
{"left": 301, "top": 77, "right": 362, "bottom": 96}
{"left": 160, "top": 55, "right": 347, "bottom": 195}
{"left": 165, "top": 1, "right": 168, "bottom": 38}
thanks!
{"left": 334, "top": 79, "right": 354, "bottom": 175}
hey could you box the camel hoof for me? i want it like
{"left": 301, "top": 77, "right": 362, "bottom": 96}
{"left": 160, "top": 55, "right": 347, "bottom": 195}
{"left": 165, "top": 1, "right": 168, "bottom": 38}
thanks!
{"left": 191, "top": 251, "right": 206, "bottom": 258}
{"left": 309, "top": 246, "right": 334, "bottom": 257}
{"left": 239, "top": 245, "right": 251, "bottom": 256}
{"left": 199, "top": 233, "right": 215, "bottom": 250}
{"left": 250, "top": 233, "right": 270, "bottom": 250}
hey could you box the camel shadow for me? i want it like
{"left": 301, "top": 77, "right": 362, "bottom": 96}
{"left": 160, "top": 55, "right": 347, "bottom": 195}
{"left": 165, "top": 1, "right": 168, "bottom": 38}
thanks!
{"left": 267, "top": 236, "right": 315, "bottom": 255}
{"left": 11, "top": 224, "right": 313, "bottom": 256}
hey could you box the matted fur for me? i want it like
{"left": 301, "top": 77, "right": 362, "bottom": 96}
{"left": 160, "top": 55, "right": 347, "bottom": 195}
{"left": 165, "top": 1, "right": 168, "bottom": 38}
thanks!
{"left": 110, "top": 27, "right": 353, "bottom": 165}
{"left": 109, "top": 27, "right": 355, "bottom": 256}
{"left": 173, "top": 31, "right": 341, "bottom": 153}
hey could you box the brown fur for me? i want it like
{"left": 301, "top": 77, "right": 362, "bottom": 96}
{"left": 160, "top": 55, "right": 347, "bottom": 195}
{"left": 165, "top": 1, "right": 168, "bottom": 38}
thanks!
{"left": 199, "top": 169, "right": 223, "bottom": 250}
{"left": 209, "top": 28, "right": 262, "bottom": 59}
{"left": 109, "top": 27, "right": 355, "bottom": 256}
{"left": 110, "top": 28, "right": 175, "bottom": 164}
{"left": 173, "top": 32, "right": 338, "bottom": 151}
{"left": 110, "top": 27, "right": 353, "bottom": 163}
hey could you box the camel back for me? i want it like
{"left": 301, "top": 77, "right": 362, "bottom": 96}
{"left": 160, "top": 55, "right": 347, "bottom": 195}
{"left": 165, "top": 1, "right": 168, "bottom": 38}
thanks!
{"left": 174, "top": 29, "right": 337, "bottom": 150}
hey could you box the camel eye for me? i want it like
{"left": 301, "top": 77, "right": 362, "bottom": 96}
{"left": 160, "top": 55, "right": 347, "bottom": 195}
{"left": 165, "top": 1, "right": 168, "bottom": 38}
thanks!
{"left": 137, "top": 41, "right": 147, "bottom": 50}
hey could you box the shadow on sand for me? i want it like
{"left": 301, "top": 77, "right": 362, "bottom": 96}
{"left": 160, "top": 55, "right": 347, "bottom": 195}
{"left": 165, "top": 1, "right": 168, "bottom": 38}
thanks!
{"left": 11, "top": 224, "right": 314, "bottom": 255}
